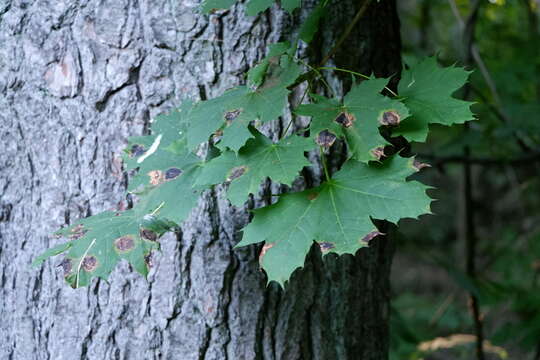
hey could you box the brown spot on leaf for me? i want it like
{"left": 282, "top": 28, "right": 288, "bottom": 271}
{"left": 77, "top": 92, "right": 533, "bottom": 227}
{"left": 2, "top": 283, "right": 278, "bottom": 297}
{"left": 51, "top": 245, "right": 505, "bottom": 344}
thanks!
{"left": 379, "top": 110, "right": 401, "bottom": 126}
{"left": 318, "top": 242, "right": 335, "bottom": 253}
{"left": 361, "top": 231, "right": 383, "bottom": 244}
{"left": 224, "top": 109, "right": 242, "bottom": 124}
{"left": 69, "top": 224, "right": 86, "bottom": 240}
{"left": 59, "top": 258, "right": 72, "bottom": 277}
{"left": 165, "top": 167, "right": 182, "bottom": 180}
{"left": 258, "top": 242, "right": 275, "bottom": 267}
{"left": 307, "top": 192, "right": 319, "bottom": 201}
{"left": 227, "top": 166, "right": 247, "bottom": 181}
{"left": 315, "top": 130, "right": 337, "bottom": 148}
{"left": 413, "top": 159, "right": 431, "bottom": 171}
{"left": 148, "top": 170, "right": 165, "bottom": 185}
{"left": 131, "top": 144, "right": 145, "bottom": 157}
{"left": 82, "top": 255, "right": 98, "bottom": 272}
{"left": 370, "top": 147, "right": 386, "bottom": 161}
{"left": 115, "top": 235, "right": 135, "bottom": 252}
{"left": 140, "top": 228, "right": 158, "bottom": 242}
{"left": 335, "top": 111, "right": 355, "bottom": 128}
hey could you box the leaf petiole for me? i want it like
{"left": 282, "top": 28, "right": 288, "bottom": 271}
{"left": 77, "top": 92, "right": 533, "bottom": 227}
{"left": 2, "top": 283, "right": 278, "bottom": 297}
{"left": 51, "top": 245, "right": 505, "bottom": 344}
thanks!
{"left": 319, "top": 66, "right": 399, "bottom": 98}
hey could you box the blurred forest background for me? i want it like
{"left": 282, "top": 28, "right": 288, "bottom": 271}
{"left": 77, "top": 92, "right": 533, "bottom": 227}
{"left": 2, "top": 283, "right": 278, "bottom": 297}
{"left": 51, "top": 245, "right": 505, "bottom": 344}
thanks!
{"left": 392, "top": 0, "right": 540, "bottom": 359}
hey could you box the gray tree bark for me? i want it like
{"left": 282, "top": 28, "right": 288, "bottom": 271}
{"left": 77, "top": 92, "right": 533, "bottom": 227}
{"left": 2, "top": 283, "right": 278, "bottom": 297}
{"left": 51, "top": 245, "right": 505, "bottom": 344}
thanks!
{"left": 0, "top": 0, "right": 400, "bottom": 359}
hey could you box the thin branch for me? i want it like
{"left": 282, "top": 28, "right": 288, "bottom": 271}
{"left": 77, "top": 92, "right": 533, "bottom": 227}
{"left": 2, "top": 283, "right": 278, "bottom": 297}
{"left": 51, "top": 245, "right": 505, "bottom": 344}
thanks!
{"left": 459, "top": 1, "right": 485, "bottom": 359}
{"left": 319, "top": 66, "right": 399, "bottom": 97}
{"left": 448, "top": 0, "right": 534, "bottom": 152}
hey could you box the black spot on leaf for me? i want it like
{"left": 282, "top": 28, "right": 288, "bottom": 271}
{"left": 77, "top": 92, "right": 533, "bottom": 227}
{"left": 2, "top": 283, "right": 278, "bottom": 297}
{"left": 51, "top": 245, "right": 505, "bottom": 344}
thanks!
{"left": 82, "top": 256, "right": 98, "bottom": 272}
{"left": 334, "top": 112, "right": 355, "bottom": 128}
{"left": 379, "top": 110, "right": 401, "bottom": 126}
{"left": 115, "top": 235, "right": 135, "bottom": 252}
{"left": 140, "top": 228, "right": 158, "bottom": 242}
{"left": 315, "top": 130, "right": 337, "bottom": 148}
{"left": 131, "top": 144, "right": 145, "bottom": 157}
{"left": 224, "top": 109, "right": 242, "bottom": 123}
{"left": 165, "top": 168, "right": 183, "bottom": 180}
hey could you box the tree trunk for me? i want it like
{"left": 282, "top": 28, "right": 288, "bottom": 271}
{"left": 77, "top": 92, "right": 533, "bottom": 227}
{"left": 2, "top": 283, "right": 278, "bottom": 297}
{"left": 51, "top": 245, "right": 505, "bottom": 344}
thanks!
{"left": 0, "top": 1, "right": 401, "bottom": 359}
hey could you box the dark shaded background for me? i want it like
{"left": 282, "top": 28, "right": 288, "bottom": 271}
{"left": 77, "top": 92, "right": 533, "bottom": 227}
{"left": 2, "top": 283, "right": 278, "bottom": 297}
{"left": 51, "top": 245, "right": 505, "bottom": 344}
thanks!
{"left": 391, "top": 1, "right": 540, "bottom": 359}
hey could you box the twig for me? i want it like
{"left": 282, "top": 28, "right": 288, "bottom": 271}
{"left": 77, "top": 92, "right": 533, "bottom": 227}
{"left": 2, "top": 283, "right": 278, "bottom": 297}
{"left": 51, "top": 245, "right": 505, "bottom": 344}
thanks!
{"left": 448, "top": 0, "right": 534, "bottom": 152}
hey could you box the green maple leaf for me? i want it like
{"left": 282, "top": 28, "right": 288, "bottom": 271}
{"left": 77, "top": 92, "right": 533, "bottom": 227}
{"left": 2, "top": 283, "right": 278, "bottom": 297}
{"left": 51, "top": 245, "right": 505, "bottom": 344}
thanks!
{"left": 34, "top": 211, "right": 172, "bottom": 288}
{"left": 188, "top": 46, "right": 303, "bottom": 152}
{"left": 237, "top": 155, "right": 432, "bottom": 286}
{"left": 394, "top": 57, "right": 475, "bottom": 142}
{"left": 196, "top": 128, "right": 314, "bottom": 206}
{"left": 201, "top": 0, "right": 300, "bottom": 15}
{"left": 296, "top": 94, "right": 345, "bottom": 136}
{"left": 296, "top": 77, "right": 409, "bottom": 162}
{"left": 133, "top": 159, "right": 205, "bottom": 223}
{"left": 124, "top": 101, "right": 193, "bottom": 191}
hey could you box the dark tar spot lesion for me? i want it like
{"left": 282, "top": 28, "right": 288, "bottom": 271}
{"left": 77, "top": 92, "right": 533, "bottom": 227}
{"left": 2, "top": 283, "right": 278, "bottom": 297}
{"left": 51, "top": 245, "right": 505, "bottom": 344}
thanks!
{"left": 165, "top": 167, "right": 183, "bottom": 180}
{"left": 335, "top": 111, "right": 355, "bottom": 128}
{"left": 315, "top": 130, "right": 337, "bottom": 148}
{"left": 140, "top": 228, "right": 158, "bottom": 241}
{"left": 131, "top": 144, "right": 145, "bottom": 157}
{"left": 379, "top": 110, "right": 401, "bottom": 126}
